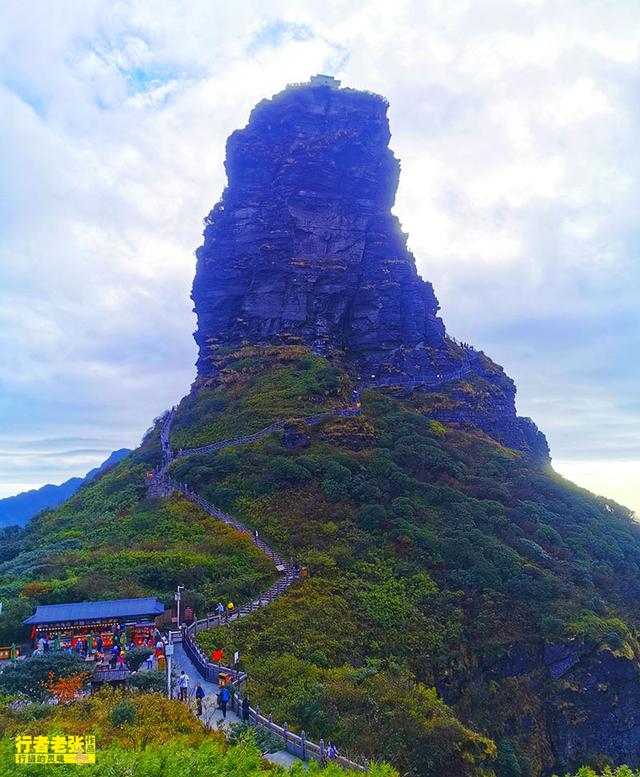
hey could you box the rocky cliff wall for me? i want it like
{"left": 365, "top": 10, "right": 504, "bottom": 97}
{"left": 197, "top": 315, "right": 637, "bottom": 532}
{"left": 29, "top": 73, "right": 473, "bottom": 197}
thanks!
{"left": 192, "top": 80, "right": 549, "bottom": 460}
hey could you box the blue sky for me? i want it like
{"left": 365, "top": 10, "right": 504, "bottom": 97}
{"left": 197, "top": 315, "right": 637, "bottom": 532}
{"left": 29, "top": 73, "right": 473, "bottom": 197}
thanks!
{"left": 0, "top": 0, "right": 638, "bottom": 513}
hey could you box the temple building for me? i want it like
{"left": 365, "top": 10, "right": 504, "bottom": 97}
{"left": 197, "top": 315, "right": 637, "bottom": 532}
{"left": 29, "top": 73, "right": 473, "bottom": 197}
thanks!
{"left": 24, "top": 597, "right": 165, "bottom": 650}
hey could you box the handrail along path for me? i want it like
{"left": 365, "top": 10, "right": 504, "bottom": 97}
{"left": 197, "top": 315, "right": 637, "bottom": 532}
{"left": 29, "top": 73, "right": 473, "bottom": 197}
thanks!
{"left": 149, "top": 406, "right": 367, "bottom": 770}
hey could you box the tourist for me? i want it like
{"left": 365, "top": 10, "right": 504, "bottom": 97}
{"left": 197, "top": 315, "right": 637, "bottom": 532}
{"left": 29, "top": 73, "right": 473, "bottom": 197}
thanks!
{"left": 217, "top": 685, "right": 230, "bottom": 718}
{"left": 253, "top": 529, "right": 259, "bottom": 540}
{"left": 145, "top": 652, "right": 153, "bottom": 671}
{"left": 37, "top": 634, "right": 46, "bottom": 652}
{"left": 226, "top": 602, "right": 234, "bottom": 622}
{"left": 195, "top": 682, "right": 205, "bottom": 716}
{"left": 242, "top": 696, "right": 251, "bottom": 723}
{"left": 117, "top": 651, "right": 126, "bottom": 668}
{"left": 96, "top": 635, "right": 103, "bottom": 653}
{"left": 179, "top": 670, "right": 189, "bottom": 702}
{"left": 216, "top": 602, "right": 224, "bottom": 620}
{"left": 110, "top": 645, "right": 119, "bottom": 668}
{"left": 327, "top": 741, "right": 338, "bottom": 760}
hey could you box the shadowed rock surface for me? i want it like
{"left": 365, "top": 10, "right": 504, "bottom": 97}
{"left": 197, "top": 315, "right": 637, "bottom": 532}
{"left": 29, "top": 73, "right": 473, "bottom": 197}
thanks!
{"left": 192, "top": 81, "right": 548, "bottom": 460}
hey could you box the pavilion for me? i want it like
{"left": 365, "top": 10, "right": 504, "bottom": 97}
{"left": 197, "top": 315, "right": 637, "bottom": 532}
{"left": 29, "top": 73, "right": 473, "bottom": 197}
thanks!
{"left": 24, "top": 596, "right": 165, "bottom": 650}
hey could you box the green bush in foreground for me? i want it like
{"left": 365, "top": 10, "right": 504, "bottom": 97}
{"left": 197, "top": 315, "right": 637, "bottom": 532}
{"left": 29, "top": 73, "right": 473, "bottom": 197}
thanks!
{"left": 126, "top": 647, "right": 153, "bottom": 672}
{"left": 0, "top": 654, "right": 91, "bottom": 702}
{"left": 0, "top": 732, "right": 398, "bottom": 776}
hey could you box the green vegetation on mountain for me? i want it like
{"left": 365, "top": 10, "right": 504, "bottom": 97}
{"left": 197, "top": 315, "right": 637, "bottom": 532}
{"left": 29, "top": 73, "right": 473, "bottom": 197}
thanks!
{"left": 2, "top": 347, "right": 640, "bottom": 776}
{"left": 0, "top": 448, "right": 276, "bottom": 646}
{"left": 0, "top": 687, "right": 393, "bottom": 777}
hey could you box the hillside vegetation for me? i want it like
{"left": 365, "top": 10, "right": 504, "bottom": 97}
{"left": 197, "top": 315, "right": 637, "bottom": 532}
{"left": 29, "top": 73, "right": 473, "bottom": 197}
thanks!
{"left": 0, "top": 448, "right": 276, "bottom": 647}
{"left": 0, "top": 688, "right": 395, "bottom": 777}
{"left": 3, "top": 347, "right": 640, "bottom": 776}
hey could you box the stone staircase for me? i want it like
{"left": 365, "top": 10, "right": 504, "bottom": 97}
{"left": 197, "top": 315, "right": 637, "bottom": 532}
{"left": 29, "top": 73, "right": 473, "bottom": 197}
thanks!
{"left": 147, "top": 404, "right": 367, "bottom": 771}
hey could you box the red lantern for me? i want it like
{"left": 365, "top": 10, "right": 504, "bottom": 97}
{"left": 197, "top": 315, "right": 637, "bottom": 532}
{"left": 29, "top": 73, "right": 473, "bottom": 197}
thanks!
{"left": 212, "top": 649, "right": 224, "bottom": 662}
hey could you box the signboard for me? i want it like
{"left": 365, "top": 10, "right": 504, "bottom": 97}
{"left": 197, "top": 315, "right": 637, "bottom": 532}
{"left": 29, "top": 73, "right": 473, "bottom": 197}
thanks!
{"left": 164, "top": 644, "right": 174, "bottom": 656}
{"left": 15, "top": 734, "right": 96, "bottom": 765}
{"left": 233, "top": 651, "right": 240, "bottom": 665}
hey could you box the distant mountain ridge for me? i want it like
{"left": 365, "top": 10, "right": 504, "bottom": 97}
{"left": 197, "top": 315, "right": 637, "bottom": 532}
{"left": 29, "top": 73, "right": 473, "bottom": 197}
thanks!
{"left": 0, "top": 448, "right": 131, "bottom": 527}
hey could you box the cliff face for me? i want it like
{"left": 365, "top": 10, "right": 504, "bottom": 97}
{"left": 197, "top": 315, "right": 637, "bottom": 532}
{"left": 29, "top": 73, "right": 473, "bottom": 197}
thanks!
{"left": 192, "top": 81, "right": 548, "bottom": 460}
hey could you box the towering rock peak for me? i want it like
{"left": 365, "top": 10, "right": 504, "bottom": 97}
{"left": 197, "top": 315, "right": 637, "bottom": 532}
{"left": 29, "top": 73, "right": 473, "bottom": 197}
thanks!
{"left": 192, "top": 78, "right": 549, "bottom": 460}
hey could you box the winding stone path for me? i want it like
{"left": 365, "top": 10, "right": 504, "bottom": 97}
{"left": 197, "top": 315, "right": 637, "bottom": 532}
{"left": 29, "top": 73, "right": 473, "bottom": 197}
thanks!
{"left": 148, "top": 408, "right": 369, "bottom": 770}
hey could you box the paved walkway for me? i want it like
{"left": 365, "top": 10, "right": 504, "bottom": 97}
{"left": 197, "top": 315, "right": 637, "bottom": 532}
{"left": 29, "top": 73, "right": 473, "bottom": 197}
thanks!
{"left": 148, "top": 405, "right": 363, "bottom": 772}
{"left": 171, "top": 642, "right": 298, "bottom": 767}
{"left": 171, "top": 642, "right": 240, "bottom": 728}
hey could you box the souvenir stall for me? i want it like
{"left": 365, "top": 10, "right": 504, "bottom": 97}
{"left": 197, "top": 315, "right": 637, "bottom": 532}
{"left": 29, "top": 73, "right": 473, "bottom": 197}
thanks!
{"left": 24, "top": 597, "right": 165, "bottom": 655}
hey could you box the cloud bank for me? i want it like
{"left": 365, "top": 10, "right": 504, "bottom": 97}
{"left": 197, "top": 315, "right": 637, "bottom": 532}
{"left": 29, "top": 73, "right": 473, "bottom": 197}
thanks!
{"left": 0, "top": 0, "right": 638, "bottom": 512}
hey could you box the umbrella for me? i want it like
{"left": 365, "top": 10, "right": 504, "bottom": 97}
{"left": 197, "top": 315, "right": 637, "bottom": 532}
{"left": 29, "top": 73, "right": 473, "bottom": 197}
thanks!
{"left": 10, "top": 643, "right": 16, "bottom": 662}
{"left": 53, "top": 635, "right": 60, "bottom": 652}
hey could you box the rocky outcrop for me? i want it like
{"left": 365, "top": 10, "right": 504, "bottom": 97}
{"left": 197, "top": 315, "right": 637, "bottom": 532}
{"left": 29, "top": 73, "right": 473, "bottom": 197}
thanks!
{"left": 546, "top": 641, "right": 640, "bottom": 773}
{"left": 438, "top": 637, "right": 640, "bottom": 775}
{"left": 192, "top": 78, "right": 548, "bottom": 460}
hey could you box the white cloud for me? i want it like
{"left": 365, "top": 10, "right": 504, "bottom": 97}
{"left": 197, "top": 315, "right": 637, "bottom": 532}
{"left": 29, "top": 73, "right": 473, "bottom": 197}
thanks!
{"left": 0, "top": 0, "right": 638, "bottom": 514}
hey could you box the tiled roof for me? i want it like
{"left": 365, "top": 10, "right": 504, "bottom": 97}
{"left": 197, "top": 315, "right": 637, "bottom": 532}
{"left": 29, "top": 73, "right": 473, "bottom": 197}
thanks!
{"left": 24, "top": 597, "right": 165, "bottom": 625}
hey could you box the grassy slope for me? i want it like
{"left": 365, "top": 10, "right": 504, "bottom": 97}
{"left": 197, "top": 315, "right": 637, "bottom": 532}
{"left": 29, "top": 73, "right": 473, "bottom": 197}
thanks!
{"left": 0, "top": 433, "right": 277, "bottom": 642}
{"left": 166, "top": 348, "right": 640, "bottom": 777}
{"left": 3, "top": 346, "right": 640, "bottom": 777}
{"left": 0, "top": 690, "right": 396, "bottom": 777}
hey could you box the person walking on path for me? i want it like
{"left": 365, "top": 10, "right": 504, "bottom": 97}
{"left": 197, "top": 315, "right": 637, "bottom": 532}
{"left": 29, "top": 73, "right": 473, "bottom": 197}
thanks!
{"left": 195, "top": 682, "right": 205, "bottom": 716}
{"left": 217, "top": 685, "right": 230, "bottom": 718}
{"left": 145, "top": 652, "right": 153, "bottom": 671}
{"left": 327, "top": 741, "right": 338, "bottom": 760}
{"left": 179, "top": 670, "right": 189, "bottom": 702}
{"left": 242, "top": 696, "right": 251, "bottom": 723}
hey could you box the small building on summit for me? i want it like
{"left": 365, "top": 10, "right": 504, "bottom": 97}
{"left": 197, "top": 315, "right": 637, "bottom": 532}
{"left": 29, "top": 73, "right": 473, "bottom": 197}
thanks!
{"left": 24, "top": 596, "right": 165, "bottom": 649}
{"left": 309, "top": 73, "right": 341, "bottom": 88}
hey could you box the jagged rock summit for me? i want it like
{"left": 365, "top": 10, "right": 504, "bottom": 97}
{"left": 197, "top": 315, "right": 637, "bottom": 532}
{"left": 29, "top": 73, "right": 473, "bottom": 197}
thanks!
{"left": 192, "top": 75, "right": 549, "bottom": 459}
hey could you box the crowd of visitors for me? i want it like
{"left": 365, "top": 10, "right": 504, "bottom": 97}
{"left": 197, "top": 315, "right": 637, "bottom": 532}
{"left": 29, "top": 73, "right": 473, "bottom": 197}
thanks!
{"left": 32, "top": 627, "right": 159, "bottom": 669}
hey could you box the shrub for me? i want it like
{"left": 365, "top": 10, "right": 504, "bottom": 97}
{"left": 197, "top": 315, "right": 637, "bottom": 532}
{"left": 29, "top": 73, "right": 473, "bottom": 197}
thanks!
{"left": 358, "top": 504, "right": 388, "bottom": 531}
{"left": 0, "top": 653, "right": 91, "bottom": 702}
{"left": 111, "top": 698, "right": 137, "bottom": 727}
{"left": 126, "top": 647, "right": 153, "bottom": 672}
{"left": 262, "top": 457, "right": 311, "bottom": 490}
{"left": 0, "top": 596, "right": 34, "bottom": 644}
{"left": 227, "top": 722, "right": 283, "bottom": 754}
{"left": 130, "top": 669, "right": 167, "bottom": 694}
